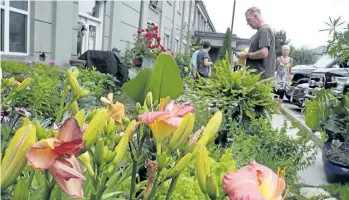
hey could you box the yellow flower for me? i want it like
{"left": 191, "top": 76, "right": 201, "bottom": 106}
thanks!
{"left": 101, "top": 93, "right": 125, "bottom": 124}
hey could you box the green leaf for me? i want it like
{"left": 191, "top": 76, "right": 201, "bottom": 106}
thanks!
{"left": 121, "top": 53, "right": 183, "bottom": 103}
{"left": 148, "top": 53, "right": 183, "bottom": 101}
{"left": 1, "top": 120, "right": 36, "bottom": 190}
{"left": 121, "top": 68, "right": 152, "bottom": 103}
{"left": 12, "top": 179, "right": 29, "bottom": 200}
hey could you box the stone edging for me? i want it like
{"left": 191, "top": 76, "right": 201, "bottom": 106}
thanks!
{"left": 279, "top": 106, "right": 322, "bottom": 147}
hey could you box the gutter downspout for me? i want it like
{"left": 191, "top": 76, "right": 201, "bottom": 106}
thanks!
{"left": 171, "top": 1, "right": 177, "bottom": 51}
{"left": 185, "top": 0, "right": 193, "bottom": 54}
{"left": 230, "top": 0, "right": 236, "bottom": 64}
{"left": 138, "top": 1, "right": 144, "bottom": 29}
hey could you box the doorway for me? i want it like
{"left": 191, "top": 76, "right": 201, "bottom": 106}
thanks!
{"left": 77, "top": 0, "right": 104, "bottom": 56}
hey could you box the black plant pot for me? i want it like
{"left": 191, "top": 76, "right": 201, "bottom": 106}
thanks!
{"left": 322, "top": 141, "right": 349, "bottom": 184}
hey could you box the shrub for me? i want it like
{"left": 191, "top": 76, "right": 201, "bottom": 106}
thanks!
{"left": 229, "top": 117, "right": 317, "bottom": 183}
{"left": 1, "top": 61, "right": 117, "bottom": 119}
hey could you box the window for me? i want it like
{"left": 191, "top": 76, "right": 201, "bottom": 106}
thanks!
{"left": 79, "top": 0, "right": 100, "bottom": 18}
{"left": 164, "top": 34, "right": 170, "bottom": 49}
{"left": 1, "top": 0, "right": 30, "bottom": 54}
{"left": 150, "top": 0, "right": 159, "bottom": 9}
{"left": 175, "top": 39, "right": 179, "bottom": 53}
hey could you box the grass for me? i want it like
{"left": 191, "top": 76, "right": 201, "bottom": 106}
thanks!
{"left": 288, "top": 184, "right": 349, "bottom": 200}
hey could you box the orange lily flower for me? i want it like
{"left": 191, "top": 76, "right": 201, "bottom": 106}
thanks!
{"left": 101, "top": 93, "right": 125, "bottom": 124}
{"left": 137, "top": 100, "right": 195, "bottom": 144}
{"left": 26, "top": 117, "right": 85, "bottom": 199}
{"left": 223, "top": 160, "right": 288, "bottom": 200}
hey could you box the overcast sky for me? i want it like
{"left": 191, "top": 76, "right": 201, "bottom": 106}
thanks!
{"left": 203, "top": 0, "right": 349, "bottom": 49}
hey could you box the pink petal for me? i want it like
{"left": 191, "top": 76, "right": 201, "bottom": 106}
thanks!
{"left": 53, "top": 139, "right": 83, "bottom": 155}
{"left": 49, "top": 156, "right": 84, "bottom": 198}
{"left": 176, "top": 104, "right": 195, "bottom": 117}
{"left": 58, "top": 117, "right": 83, "bottom": 142}
{"left": 137, "top": 111, "right": 168, "bottom": 125}
{"left": 163, "top": 117, "right": 183, "bottom": 127}
{"left": 223, "top": 161, "right": 266, "bottom": 200}
{"left": 26, "top": 139, "right": 60, "bottom": 170}
{"left": 164, "top": 100, "right": 175, "bottom": 111}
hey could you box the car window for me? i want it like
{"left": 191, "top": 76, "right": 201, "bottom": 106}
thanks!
{"left": 314, "top": 55, "right": 336, "bottom": 68}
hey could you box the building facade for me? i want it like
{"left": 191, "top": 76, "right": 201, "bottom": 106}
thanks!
{"left": 0, "top": 0, "right": 216, "bottom": 66}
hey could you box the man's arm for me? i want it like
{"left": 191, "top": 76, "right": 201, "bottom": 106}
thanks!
{"left": 248, "top": 28, "right": 272, "bottom": 59}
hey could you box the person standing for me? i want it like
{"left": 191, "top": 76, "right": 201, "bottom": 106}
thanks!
{"left": 196, "top": 41, "right": 213, "bottom": 78}
{"left": 190, "top": 45, "right": 202, "bottom": 79}
{"left": 237, "top": 7, "right": 276, "bottom": 79}
{"left": 275, "top": 45, "right": 293, "bottom": 103}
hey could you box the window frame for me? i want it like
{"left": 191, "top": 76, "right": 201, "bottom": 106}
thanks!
{"left": 176, "top": 0, "right": 181, "bottom": 14}
{"left": 0, "top": 0, "right": 30, "bottom": 56}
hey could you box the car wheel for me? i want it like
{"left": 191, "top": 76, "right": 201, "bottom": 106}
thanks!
{"left": 285, "top": 95, "right": 291, "bottom": 101}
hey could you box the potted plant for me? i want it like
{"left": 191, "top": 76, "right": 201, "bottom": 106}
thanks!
{"left": 304, "top": 89, "right": 349, "bottom": 183}
{"left": 123, "top": 22, "right": 173, "bottom": 70}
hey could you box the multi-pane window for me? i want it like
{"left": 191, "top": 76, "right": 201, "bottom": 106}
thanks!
{"left": 164, "top": 34, "right": 170, "bottom": 49}
{"left": 1, "top": 0, "right": 29, "bottom": 54}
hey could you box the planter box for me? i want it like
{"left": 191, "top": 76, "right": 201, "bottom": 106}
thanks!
{"left": 322, "top": 141, "right": 349, "bottom": 184}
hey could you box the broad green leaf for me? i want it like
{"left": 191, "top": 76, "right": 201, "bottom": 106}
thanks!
{"left": 121, "top": 68, "right": 152, "bottom": 103}
{"left": 148, "top": 53, "right": 183, "bottom": 101}
{"left": 121, "top": 53, "right": 183, "bottom": 103}
{"left": 12, "top": 179, "right": 29, "bottom": 200}
{"left": 1, "top": 119, "right": 36, "bottom": 190}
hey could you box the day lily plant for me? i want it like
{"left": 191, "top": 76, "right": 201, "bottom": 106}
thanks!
{"left": 0, "top": 53, "right": 288, "bottom": 199}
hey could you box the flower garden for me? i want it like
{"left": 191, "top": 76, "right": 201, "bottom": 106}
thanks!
{"left": 1, "top": 19, "right": 349, "bottom": 200}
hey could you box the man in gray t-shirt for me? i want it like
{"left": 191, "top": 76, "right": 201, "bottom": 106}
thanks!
{"left": 196, "top": 41, "right": 213, "bottom": 78}
{"left": 237, "top": 7, "right": 276, "bottom": 79}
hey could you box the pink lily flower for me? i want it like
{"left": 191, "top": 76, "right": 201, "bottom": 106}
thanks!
{"left": 26, "top": 117, "right": 85, "bottom": 198}
{"left": 137, "top": 99, "right": 195, "bottom": 144}
{"left": 223, "top": 160, "right": 288, "bottom": 200}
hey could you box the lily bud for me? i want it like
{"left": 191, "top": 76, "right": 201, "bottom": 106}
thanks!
{"left": 153, "top": 100, "right": 159, "bottom": 108}
{"left": 79, "top": 89, "right": 90, "bottom": 98}
{"left": 107, "top": 118, "right": 116, "bottom": 135}
{"left": 15, "top": 78, "right": 32, "bottom": 92}
{"left": 158, "top": 153, "right": 169, "bottom": 171}
{"left": 95, "top": 139, "right": 106, "bottom": 166}
{"left": 69, "top": 67, "right": 79, "bottom": 78}
{"left": 3, "top": 77, "right": 15, "bottom": 87}
{"left": 165, "top": 153, "right": 192, "bottom": 180}
{"left": 33, "top": 120, "right": 48, "bottom": 139}
{"left": 74, "top": 110, "right": 86, "bottom": 128}
{"left": 71, "top": 100, "right": 79, "bottom": 115}
{"left": 121, "top": 117, "right": 130, "bottom": 126}
{"left": 82, "top": 109, "right": 108, "bottom": 150}
{"left": 108, "top": 120, "right": 138, "bottom": 173}
{"left": 78, "top": 152, "right": 95, "bottom": 177}
{"left": 136, "top": 102, "right": 142, "bottom": 114}
{"left": 167, "top": 113, "right": 195, "bottom": 153}
{"left": 142, "top": 104, "right": 149, "bottom": 113}
{"left": 206, "top": 175, "right": 218, "bottom": 199}
{"left": 196, "top": 145, "right": 210, "bottom": 193}
{"left": 1, "top": 120, "right": 36, "bottom": 190}
{"left": 85, "top": 109, "right": 97, "bottom": 122}
{"left": 145, "top": 91, "right": 153, "bottom": 108}
{"left": 192, "top": 111, "right": 222, "bottom": 156}
{"left": 66, "top": 71, "right": 80, "bottom": 99}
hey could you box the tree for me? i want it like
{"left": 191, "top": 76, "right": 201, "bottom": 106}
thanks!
{"left": 218, "top": 28, "right": 232, "bottom": 63}
{"left": 274, "top": 30, "right": 291, "bottom": 57}
{"left": 289, "top": 45, "right": 318, "bottom": 66}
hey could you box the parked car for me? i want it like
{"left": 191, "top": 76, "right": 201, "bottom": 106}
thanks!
{"left": 286, "top": 55, "right": 337, "bottom": 100}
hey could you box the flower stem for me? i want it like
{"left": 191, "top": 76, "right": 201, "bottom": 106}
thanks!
{"left": 28, "top": 171, "right": 35, "bottom": 190}
{"left": 9, "top": 115, "right": 20, "bottom": 135}
{"left": 165, "top": 176, "right": 179, "bottom": 200}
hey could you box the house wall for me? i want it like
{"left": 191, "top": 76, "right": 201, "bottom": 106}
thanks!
{"left": 1, "top": 0, "right": 215, "bottom": 66}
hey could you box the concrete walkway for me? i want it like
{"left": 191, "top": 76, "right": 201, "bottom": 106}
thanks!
{"left": 271, "top": 113, "right": 328, "bottom": 186}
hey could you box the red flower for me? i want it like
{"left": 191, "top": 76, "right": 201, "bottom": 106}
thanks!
{"left": 133, "top": 59, "right": 140, "bottom": 65}
{"left": 171, "top": 52, "right": 174, "bottom": 57}
{"left": 145, "top": 32, "right": 151, "bottom": 38}
{"left": 141, "top": 29, "right": 145, "bottom": 32}
{"left": 26, "top": 117, "right": 85, "bottom": 198}
{"left": 153, "top": 26, "right": 159, "bottom": 31}
{"left": 152, "top": 33, "right": 158, "bottom": 38}
{"left": 157, "top": 37, "right": 161, "bottom": 41}
{"left": 137, "top": 29, "right": 142, "bottom": 33}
